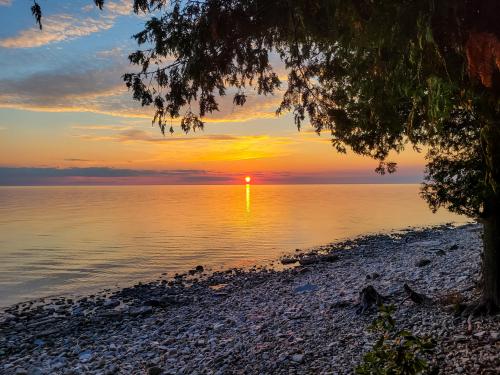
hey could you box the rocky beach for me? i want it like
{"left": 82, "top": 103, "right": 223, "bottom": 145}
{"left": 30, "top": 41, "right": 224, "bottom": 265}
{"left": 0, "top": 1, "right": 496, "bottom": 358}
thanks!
{"left": 1, "top": 223, "right": 499, "bottom": 374}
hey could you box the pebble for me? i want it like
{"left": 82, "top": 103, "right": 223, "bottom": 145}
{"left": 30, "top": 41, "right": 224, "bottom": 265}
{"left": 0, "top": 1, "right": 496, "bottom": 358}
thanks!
{"left": 415, "top": 258, "right": 432, "bottom": 267}
{"left": 79, "top": 350, "right": 92, "bottom": 363}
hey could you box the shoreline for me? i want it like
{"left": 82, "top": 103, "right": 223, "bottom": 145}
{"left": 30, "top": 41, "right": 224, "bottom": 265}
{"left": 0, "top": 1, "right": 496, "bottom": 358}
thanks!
{"left": 0, "top": 222, "right": 470, "bottom": 310}
{"left": 1, "top": 223, "right": 499, "bottom": 374}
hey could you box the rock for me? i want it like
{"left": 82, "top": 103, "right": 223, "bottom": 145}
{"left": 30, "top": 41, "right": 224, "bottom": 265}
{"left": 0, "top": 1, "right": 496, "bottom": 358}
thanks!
{"left": 144, "top": 299, "right": 161, "bottom": 307}
{"left": 291, "top": 354, "right": 304, "bottom": 363}
{"left": 104, "top": 299, "right": 120, "bottom": 308}
{"left": 33, "top": 338, "right": 45, "bottom": 346}
{"left": 281, "top": 257, "right": 297, "bottom": 265}
{"left": 79, "top": 350, "right": 92, "bottom": 363}
{"left": 322, "top": 254, "right": 339, "bottom": 262}
{"left": 298, "top": 256, "right": 318, "bottom": 266}
{"left": 129, "top": 306, "right": 153, "bottom": 317}
{"left": 147, "top": 366, "right": 162, "bottom": 375}
{"left": 213, "top": 323, "right": 224, "bottom": 331}
{"left": 490, "top": 331, "right": 499, "bottom": 341}
{"left": 473, "top": 331, "right": 487, "bottom": 339}
{"left": 14, "top": 368, "right": 28, "bottom": 375}
{"left": 294, "top": 284, "right": 318, "bottom": 293}
{"left": 415, "top": 259, "right": 432, "bottom": 267}
{"left": 35, "top": 328, "right": 59, "bottom": 337}
{"left": 366, "top": 272, "right": 380, "bottom": 280}
{"left": 436, "top": 249, "right": 446, "bottom": 256}
{"left": 195, "top": 265, "right": 204, "bottom": 272}
{"left": 453, "top": 335, "right": 468, "bottom": 343}
{"left": 449, "top": 244, "right": 459, "bottom": 250}
{"left": 298, "top": 254, "right": 338, "bottom": 265}
{"left": 99, "top": 310, "right": 123, "bottom": 319}
{"left": 72, "top": 307, "right": 84, "bottom": 316}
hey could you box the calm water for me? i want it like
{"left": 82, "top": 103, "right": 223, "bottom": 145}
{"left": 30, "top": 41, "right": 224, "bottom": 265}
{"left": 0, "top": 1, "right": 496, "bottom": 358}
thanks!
{"left": 0, "top": 184, "right": 467, "bottom": 306}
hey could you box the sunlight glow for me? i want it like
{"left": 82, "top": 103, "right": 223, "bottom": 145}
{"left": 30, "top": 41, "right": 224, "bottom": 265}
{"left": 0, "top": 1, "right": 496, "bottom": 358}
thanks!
{"left": 245, "top": 176, "right": 251, "bottom": 183}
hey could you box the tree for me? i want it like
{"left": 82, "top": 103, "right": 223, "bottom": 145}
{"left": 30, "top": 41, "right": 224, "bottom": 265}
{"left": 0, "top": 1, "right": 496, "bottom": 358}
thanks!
{"left": 30, "top": 0, "right": 500, "bottom": 309}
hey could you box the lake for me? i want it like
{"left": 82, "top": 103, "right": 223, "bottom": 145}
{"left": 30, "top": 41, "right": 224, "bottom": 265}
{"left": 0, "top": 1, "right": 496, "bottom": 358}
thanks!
{"left": 0, "top": 184, "right": 468, "bottom": 306}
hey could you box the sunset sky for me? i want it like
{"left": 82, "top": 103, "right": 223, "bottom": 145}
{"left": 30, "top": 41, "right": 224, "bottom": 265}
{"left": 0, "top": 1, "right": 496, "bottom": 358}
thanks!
{"left": 0, "top": 0, "right": 426, "bottom": 185}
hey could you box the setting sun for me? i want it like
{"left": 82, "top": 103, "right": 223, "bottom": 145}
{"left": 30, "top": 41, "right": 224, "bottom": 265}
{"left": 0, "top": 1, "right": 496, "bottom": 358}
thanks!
{"left": 245, "top": 176, "right": 251, "bottom": 183}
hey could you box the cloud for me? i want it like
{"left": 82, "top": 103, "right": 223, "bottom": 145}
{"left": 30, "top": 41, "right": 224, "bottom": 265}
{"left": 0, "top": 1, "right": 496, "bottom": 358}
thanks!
{"left": 0, "top": 1, "right": 288, "bottom": 125}
{"left": 0, "top": 167, "right": 235, "bottom": 185}
{"left": 73, "top": 127, "right": 270, "bottom": 144}
{"left": 0, "top": 65, "right": 133, "bottom": 116}
{"left": 104, "top": 0, "right": 134, "bottom": 16}
{"left": 82, "top": 0, "right": 133, "bottom": 16}
{"left": 0, "top": 14, "right": 115, "bottom": 48}
{"left": 0, "top": 0, "right": 11, "bottom": 6}
{"left": 0, "top": 166, "right": 424, "bottom": 185}
{"left": 0, "top": 63, "right": 285, "bottom": 123}
{"left": 71, "top": 124, "right": 133, "bottom": 131}
{"left": 0, "top": 67, "right": 122, "bottom": 99}
{"left": 116, "top": 129, "right": 241, "bottom": 143}
{"left": 0, "top": 1, "right": 134, "bottom": 49}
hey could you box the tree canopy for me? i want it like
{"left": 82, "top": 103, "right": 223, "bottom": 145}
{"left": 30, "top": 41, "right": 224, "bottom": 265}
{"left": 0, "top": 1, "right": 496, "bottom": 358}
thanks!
{"left": 121, "top": 0, "right": 499, "bottom": 218}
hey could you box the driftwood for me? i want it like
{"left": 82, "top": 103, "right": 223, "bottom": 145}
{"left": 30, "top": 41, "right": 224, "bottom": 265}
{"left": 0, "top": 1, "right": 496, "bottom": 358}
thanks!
{"left": 356, "top": 285, "right": 387, "bottom": 314}
{"left": 403, "top": 283, "right": 432, "bottom": 305}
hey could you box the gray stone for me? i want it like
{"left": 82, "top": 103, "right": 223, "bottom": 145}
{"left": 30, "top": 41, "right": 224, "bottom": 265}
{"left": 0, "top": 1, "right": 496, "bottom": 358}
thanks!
{"left": 415, "top": 259, "right": 432, "bottom": 267}
{"left": 294, "top": 284, "right": 318, "bottom": 293}
{"left": 148, "top": 367, "right": 162, "bottom": 375}
{"left": 129, "top": 306, "right": 153, "bottom": 317}
{"left": 79, "top": 351, "right": 92, "bottom": 363}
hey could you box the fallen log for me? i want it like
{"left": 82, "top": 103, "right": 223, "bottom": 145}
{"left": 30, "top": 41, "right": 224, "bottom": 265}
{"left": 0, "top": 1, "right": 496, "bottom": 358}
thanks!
{"left": 403, "top": 283, "right": 432, "bottom": 305}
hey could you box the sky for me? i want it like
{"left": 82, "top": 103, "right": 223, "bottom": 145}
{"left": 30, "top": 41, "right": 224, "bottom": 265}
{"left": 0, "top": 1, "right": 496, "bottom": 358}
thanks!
{"left": 0, "top": 0, "right": 427, "bottom": 185}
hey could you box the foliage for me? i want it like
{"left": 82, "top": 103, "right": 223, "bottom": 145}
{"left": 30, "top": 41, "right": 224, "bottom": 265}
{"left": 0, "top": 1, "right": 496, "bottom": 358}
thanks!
{"left": 355, "top": 305, "right": 437, "bottom": 375}
{"left": 117, "top": 0, "right": 498, "bottom": 219}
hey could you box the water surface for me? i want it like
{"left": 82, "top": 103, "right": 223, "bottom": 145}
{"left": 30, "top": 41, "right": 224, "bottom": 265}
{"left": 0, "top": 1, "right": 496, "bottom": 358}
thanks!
{"left": 0, "top": 184, "right": 467, "bottom": 306}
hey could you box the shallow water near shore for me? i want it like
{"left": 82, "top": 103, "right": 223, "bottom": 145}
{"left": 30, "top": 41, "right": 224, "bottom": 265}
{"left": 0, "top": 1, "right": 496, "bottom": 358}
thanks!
{"left": 0, "top": 184, "right": 467, "bottom": 306}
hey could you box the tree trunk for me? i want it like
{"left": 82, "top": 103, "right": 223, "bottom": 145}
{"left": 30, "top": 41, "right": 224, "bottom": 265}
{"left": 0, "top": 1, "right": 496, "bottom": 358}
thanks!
{"left": 481, "top": 207, "right": 500, "bottom": 309}
{"left": 481, "top": 120, "right": 500, "bottom": 310}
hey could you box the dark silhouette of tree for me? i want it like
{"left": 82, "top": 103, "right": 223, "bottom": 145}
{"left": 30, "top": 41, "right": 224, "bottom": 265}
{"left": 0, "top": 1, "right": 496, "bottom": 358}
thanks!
{"left": 30, "top": 0, "right": 500, "bottom": 309}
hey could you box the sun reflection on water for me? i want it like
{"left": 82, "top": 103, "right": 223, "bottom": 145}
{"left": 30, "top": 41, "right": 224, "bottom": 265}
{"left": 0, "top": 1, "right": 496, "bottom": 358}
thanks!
{"left": 245, "top": 183, "right": 250, "bottom": 212}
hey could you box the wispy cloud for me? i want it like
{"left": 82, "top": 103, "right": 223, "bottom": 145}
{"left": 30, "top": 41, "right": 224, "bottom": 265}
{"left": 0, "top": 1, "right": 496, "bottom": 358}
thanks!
{"left": 104, "top": 0, "right": 135, "bottom": 16}
{"left": 71, "top": 124, "right": 133, "bottom": 131}
{"left": 0, "top": 0, "right": 12, "bottom": 6}
{"left": 0, "top": 0, "right": 134, "bottom": 49}
{"left": 63, "top": 158, "right": 93, "bottom": 162}
{"left": 0, "top": 14, "right": 115, "bottom": 48}
{"left": 117, "top": 129, "right": 242, "bottom": 143}
{"left": 73, "top": 127, "right": 268, "bottom": 144}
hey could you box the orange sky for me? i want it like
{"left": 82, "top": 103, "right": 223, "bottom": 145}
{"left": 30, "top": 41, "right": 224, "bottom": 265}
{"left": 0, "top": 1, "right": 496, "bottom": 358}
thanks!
{"left": 0, "top": 0, "right": 427, "bottom": 185}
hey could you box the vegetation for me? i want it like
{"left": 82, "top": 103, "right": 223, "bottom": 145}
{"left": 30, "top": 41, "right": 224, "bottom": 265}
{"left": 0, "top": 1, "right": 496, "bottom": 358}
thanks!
{"left": 29, "top": 1, "right": 500, "bottom": 309}
{"left": 355, "top": 305, "right": 437, "bottom": 375}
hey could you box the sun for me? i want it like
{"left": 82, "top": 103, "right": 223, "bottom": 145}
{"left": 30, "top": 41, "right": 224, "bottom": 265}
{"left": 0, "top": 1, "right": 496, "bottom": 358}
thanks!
{"left": 244, "top": 176, "right": 251, "bottom": 184}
